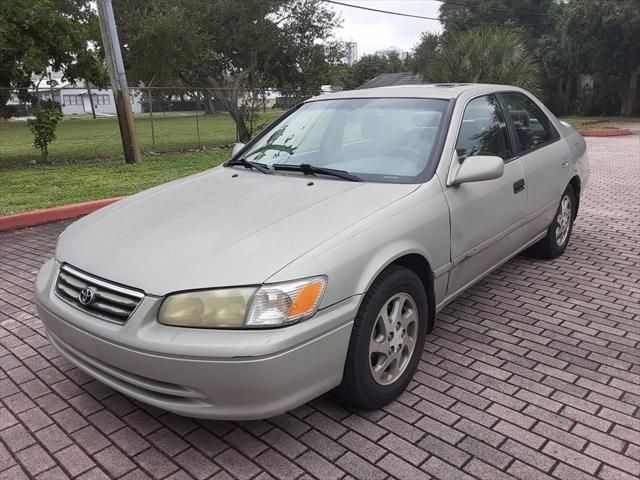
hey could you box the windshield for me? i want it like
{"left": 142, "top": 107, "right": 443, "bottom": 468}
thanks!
{"left": 240, "top": 98, "right": 449, "bottom": 182}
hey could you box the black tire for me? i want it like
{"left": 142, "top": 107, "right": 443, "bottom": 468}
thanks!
{"left": 335, "top": 265, "right": 429, "bottom": 409}
{"left": 527, "top": 184, "right": 576, "bottom": 259}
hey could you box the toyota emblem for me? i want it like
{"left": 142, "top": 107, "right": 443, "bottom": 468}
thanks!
{"left": 78, "top": 287, "right": 96, "bottom": 306}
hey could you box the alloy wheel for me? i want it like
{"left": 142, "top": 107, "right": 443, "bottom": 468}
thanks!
{"left": 555, "top": 195, "right": 572, "bottom": 247}
{"left": 369, "top": 292, "right": 418, "bottom": 386}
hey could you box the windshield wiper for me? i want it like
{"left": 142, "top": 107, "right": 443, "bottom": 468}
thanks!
{"left": 225, "top": 158, "right": 272, "bottom": 174}
{"left": 272, "top": 163, "right": 362, "bottom": 182}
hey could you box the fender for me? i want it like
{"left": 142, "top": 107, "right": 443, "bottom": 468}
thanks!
{"left": 268, "top": 180, "right": 451, "bottom": 309}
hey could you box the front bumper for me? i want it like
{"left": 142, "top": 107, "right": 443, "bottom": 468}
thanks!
{"left": 35, "top": 259, "right": 357, "bottom": 419}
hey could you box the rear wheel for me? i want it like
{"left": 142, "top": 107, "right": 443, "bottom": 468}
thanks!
{"left": 336, "top": 266, "right": 428, "bottom": 409}
{"left": 528, "top": 184, "right": 576, "bottom": 259}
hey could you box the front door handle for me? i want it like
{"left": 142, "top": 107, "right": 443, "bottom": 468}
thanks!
{"left": 513, "top": 179, "right": 525, "bottom": 194}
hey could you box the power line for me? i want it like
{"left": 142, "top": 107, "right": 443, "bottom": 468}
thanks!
{"left": 373, "top": 0, "right": 553, "bottom": 18}
{"left": 324, "top": 0, "right": 551, "bottom": 26}
{"left": 362, "top": 1, "right": 552, "bottom": 17}
{"left": 325, "top": 0, "right": 440, "bottom": 21}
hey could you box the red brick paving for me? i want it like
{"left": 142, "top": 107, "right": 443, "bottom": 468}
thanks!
{"left": 1, "top": 135, "right": 639, "bottom": 479}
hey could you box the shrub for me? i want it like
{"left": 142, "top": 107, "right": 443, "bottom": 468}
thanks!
{"left": 27, "top": 100, "right": 63, "bottom": 163}
{"left": 0, "top": 104, "right": 16, "bottom": 121}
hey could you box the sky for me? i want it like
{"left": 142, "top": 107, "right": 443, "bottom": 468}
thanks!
{"left": 327, "top": 0, "right": 443, "bottom": 57}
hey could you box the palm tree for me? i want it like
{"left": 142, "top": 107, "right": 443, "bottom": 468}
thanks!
{"left": 427, "top": 28, "right": 541, "bottom": 93}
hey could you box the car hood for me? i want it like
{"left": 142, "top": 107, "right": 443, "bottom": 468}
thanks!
{"left": 56, "top": 167, "right": 418, "bottom": 295}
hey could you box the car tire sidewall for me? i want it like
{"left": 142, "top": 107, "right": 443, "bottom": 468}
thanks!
{"left": 343, "top": 267, "right": 429, "bottom": 408}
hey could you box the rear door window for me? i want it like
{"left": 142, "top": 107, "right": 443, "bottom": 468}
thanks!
{"left": 500, "top": 93, "right": 555, "bottom": 153}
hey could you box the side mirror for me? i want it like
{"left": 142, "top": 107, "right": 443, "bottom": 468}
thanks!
{"left": 448, "top": 155, "right": 504, "bottom": 186}
{"left": 231, "top": 142, "right": 245, "bottom": 157}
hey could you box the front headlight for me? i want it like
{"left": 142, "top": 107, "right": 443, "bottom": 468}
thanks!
{"left": 158, "top": 276, "right": 327, "bottom": 328}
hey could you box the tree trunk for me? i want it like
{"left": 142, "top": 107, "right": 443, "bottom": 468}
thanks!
{"left": 621, "top": 67, "right": 639, "bottom": 117}
{"left": 554, "top": 78, "right": 565, "bottom": 116}
{"left": 564, "top": 75, "right": 576, "bottom": 116}
{"left": 208, "top": 70, "right": 254, "bottom": 143}
{"left": 85, "top": 81, "right": 97, "bottom": 119}
{"left": 0, "top": 87, "right": 10, "bottom": 122}
{"left": 209, "top": 88, "right": 251, "bottom": 142}
{"left": 202, "top": 90, "right": 216, "bottom": 115}
{"left": 234, "top": 111, "right": 251, "bottom": 143}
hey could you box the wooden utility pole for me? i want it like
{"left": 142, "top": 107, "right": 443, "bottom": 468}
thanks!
{"left": 97, "top": 0, "right": 141, "bottom": 164}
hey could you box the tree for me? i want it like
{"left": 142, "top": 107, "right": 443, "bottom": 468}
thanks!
{"left": 562, "top": 0, "right": 640, "bottom": 116}
{"left": 345, "top": 53, "right": 411, "bottom": 89}
{"left": 437, "top": 0, "right": 640, "bottom": 116}
{"left": 0, "top": 0, "right": 106, "bottom": 120}
{"left": 426, "top": 28, "right": 540, "bottom": 92}
{"left": 439, "top": 0, "right": 555, "bottom": 42}
{"left": 437, "top": 0, "right": 562, "bottom": 110}
{"left": 410, "top": 33, "right": 439, "bottom": 75}
{"left": 349, "top": 55, "right": 390, "bottom": 88}
{"left": 113, "top": 0, "right": 341, "bottom": 142}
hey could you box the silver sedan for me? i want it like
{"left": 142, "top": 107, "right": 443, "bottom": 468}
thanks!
{"left": 35, "top": 84, "right": 589, "bottom": 419}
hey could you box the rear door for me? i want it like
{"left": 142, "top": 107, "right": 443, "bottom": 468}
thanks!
{"left": 497, "top": 92, "right": 572, "bottom": 235}
{"left": 444, "top": 94, "right": 529, "bottom": 296}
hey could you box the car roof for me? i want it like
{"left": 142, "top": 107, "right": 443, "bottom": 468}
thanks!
{"left": 307, "top": 83, "right": 519, "bottom": 102}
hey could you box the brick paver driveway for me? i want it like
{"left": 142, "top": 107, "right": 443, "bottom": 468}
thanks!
{"left": 1, "top": 135, "right": 639, "bottom": 480}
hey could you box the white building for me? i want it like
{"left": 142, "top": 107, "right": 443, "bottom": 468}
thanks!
{"left": 374, "top": 47, "right": 409, "bottom": 60}
{"left": 9, "top": 71, "right": 142, "bottom": 117}
{"left": 345, "top": 42, "right": 358, "bottom": 66}
{"left": 56, "top": 84, "right": 142, "bottom": 116}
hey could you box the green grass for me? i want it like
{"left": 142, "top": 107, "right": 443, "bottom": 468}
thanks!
{"left": 0, "top": 111, "right": 282, "bottom": 168}
{"left": 0, "top": 110, "right": 283, "bottom": 215}
{"left": 0, "top": 150, "right": 230, "bottom": 215}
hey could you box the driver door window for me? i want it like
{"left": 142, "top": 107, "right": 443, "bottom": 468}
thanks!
{"left": 456, "top": 95, "right": 511, "bottom": 161}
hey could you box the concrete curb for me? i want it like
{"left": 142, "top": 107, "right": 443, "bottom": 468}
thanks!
{"left": 0, "top": 197, "right": 125, "bottom": 232}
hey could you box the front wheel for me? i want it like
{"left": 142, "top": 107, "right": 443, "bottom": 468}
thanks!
{"left": 335, "top": 266, "right": 428, "bottom": 409}
{"left": 528, "top": 184, "right": 576, "bottom": 259}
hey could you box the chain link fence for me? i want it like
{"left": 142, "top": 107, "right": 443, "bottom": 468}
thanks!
{"left": 0, "top": 86, "right": 319, "bottom": 166}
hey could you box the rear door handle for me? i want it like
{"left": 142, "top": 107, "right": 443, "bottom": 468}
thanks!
{"left": 513, "top": 179, "right": 525, "bottom": 194}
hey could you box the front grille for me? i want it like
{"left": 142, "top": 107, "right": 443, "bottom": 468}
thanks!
{"left": 55, "top": 264, "right": 144, "bottom": 324}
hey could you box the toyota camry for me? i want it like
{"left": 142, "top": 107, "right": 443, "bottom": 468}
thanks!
{"left": 35, "top": 84, "right": 589, "bottom": 419}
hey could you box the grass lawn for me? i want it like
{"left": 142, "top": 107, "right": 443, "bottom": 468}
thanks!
{"left": 0, "top": 150, "right": 230, "bottom": 216}
{"left": 0, "top": 110, "right": 283, "bottom": 216}
{"left": 0, "top": 111, "right": 282, "bottom": 168}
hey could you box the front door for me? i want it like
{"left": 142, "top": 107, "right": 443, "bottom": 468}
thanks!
{"left": 444, "top": 94, "right": 529, "bottom": 296}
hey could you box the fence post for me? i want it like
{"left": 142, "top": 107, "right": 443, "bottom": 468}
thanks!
{"left": 148, "top": 87, "right": 156, "bottom": 151}
{"left": 195, "top": 91, "right": 201, "bottom": 148}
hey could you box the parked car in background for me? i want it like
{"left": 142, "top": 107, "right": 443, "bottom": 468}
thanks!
{"left": 35, "top": 84, "right": 589, "bottom": 419}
